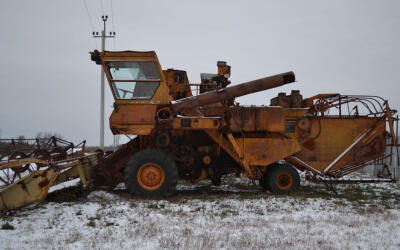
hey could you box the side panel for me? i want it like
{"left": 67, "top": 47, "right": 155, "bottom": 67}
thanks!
{"left": 294, "top": 117, "right": 386, "bottom": 173}
{"left": 110, "top": 105, "right": 157, "bottom": 135}
{"left": 265, "top": 107, "right": 286, "bottom": 132}
{"left": 227, "top": 107, "right": 286, "bottom": 132}
{"left": 237, "top": 138, "right": 301, "bottom": 166}
{"left": 163, "top": 69, "right": 193, "bottom": 99}
{"left": 327, "top": 119, "right": 386, "bottom": 175}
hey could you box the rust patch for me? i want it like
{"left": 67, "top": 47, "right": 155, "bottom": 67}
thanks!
{"left": 19, "top": 181, "right": 28, "bottom": 192}
{"left": 352, "top": 135, "right": 385, "bottom": 162}
{"left": 38, "top": 178, "right": 50, "bottom": 188}
{"left": 302, "top": 140, "right": 315, "bottom": 150}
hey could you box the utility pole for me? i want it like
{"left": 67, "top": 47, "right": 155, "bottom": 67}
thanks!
{"left": 93, "top": 15, "right": 115, "bottom": 150}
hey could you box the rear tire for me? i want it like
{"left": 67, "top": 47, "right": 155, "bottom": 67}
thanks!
{"left": 266, "top": 163, "right": 300, "bottom": 194}
{"left": 124, "top": 149, "right": 178, "bottom": 197}
{"left": 259, "top": 175, "right": 269, "bottom": 190}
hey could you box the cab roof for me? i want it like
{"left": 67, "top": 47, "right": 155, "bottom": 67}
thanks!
{"left": 90, "top": 50, "right": 158, "bottom": 65}
{"left": 99, "top": 50, "right": 157, "bottom": 57}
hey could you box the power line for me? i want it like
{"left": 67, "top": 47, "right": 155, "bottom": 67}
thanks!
{"left": 98, "top": 0, "right": 105, "bottom": 15}
{"left": 110, "top": 0, "right": 115, "bottom": 32}
{"left": 110, "top": 0, "right": 116, "bottom": 49}
{"left": 82, "top": 0, "right": 98, "bottom": 48}
{"left": 82, "top": 0, "right": 95, "bottom": 30}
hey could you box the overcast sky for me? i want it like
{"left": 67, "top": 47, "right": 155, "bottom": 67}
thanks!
{"left": 0, "top": 0, "right": 399, "bottom": 146}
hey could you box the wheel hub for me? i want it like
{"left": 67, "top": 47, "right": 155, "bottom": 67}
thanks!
{"left": 276, "top": 173, "right": 293, "bottom": 189}
{"left": 137, "top": 163, "right": 165, "bottom": 190}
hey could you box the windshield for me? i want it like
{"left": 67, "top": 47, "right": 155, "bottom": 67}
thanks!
{"left": 107, "top": 61, "right": 161, "bottom": 80}
{"left": 106, "top": 61, "right": 161, "bottom": 100}
{"left": 112, "top": 81, "right": 160, "bottom": 100}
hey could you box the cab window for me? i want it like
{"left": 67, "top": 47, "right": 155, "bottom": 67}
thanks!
{"left": 106, "top": 61, "right": 161, "bottom": 100}
{"left": 112, "top": 81, "right": 160, "bottom": 100}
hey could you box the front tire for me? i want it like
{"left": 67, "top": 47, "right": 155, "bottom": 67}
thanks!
{"left": 124, "top": 149, "right": 178, "bottom": 197}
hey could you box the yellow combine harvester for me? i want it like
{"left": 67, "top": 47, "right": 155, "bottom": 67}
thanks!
{"left": 0, "top": 50, "right": 398, "bottom": 210}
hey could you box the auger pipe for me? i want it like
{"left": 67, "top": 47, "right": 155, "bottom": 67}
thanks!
{"left": 172, "top": 71, "right": 295, "bottom": 114}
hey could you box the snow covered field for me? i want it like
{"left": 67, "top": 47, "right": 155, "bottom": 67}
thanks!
{"left": 0, "top": 175, "right": 399, "bottom": 250}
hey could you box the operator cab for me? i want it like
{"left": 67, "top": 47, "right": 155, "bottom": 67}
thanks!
{"left": 90, "top": 50, "right": 172, "bottom": 105}
{"left": 106, "top": 61, "right": 161, "bottom": 100}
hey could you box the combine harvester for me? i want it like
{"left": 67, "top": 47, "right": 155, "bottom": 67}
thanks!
{"left": 0, "top": 50, "right": 398, "bottom": 210}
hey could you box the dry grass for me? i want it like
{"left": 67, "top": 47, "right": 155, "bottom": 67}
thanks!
{"left": 0, "top": 175, "right": 399, "bottom": 249}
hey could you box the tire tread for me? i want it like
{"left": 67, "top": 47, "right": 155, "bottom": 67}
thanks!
{"left": 124, "top": 149, "right": 178, "bottom": 197}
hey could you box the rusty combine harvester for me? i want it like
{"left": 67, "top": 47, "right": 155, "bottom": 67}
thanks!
{"left": 0, "top": 50, "right": 398, "bottom": 210}
{"left": 89, "top": 50, "right": 398, "bottom": 196}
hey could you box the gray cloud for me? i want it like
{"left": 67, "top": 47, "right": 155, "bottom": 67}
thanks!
{"left": 0, "top": 0, "right": 399, "bottom": 145}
